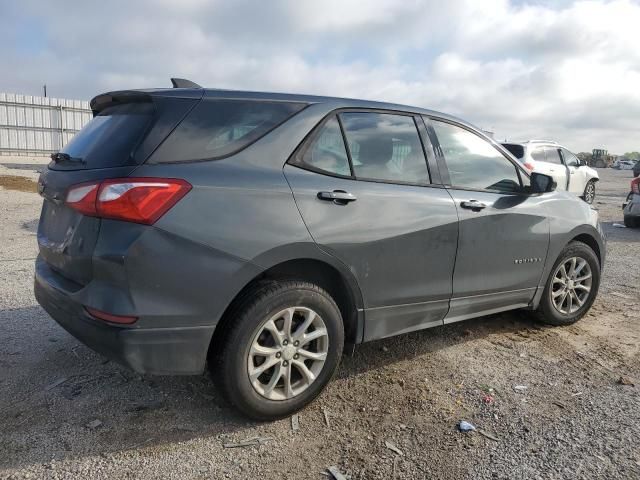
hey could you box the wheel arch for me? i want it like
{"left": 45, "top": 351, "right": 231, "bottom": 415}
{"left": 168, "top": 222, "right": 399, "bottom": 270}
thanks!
{"left": 208, "top": 255, "right": 365, "bottom": 362}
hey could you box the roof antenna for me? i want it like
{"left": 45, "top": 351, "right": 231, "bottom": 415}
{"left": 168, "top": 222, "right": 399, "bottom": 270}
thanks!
{"left": 170, "top": 78, "right": 202, "bottom": 89}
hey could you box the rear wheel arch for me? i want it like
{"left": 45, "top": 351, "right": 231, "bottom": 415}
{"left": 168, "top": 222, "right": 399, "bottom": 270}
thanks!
{"left": 209, "top": 258, "right": 363, "bottom": 361}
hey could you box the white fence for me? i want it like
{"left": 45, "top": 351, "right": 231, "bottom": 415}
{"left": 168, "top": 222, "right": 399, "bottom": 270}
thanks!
{"left": 0, "top": 92, "right": 92, "bottom": 156}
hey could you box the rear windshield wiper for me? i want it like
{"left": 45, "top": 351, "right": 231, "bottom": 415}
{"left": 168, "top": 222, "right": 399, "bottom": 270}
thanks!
{"left": 50, "top": 152, "right": 86, "bottom": 165}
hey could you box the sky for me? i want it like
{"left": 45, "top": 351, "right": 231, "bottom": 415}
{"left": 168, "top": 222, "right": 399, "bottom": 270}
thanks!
{"left": 1, "top": 0, "right": 639, "bottom": 154}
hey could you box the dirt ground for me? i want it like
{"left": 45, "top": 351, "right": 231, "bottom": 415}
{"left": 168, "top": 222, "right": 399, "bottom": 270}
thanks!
{"left": 0, "top": 162, "right": 638, "bottom": 479}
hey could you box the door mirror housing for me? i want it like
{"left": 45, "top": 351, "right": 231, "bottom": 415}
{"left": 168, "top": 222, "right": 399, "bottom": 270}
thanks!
{"left": 531, "top": 172, "right": 556, "bottom": 193}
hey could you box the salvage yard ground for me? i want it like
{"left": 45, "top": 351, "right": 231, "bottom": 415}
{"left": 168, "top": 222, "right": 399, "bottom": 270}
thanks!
{"left": 0, "top": 161, "right": 638, "bottom": 479}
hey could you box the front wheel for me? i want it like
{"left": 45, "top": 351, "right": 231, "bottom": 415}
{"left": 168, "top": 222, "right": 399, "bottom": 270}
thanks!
{"left": 535, "top": 241, "right": 600, "bottom": 326}
{"left": 212, "top": 281, "right": 344, "bottom": 420}
{"left": 583, "top": 180, "right": 596, "bottom": 204}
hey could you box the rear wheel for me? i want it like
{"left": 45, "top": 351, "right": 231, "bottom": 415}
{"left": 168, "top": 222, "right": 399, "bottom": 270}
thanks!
{"left": 624, "top": 216, "right": 640, "bottom": 228}
{"left": 583, "top": 180, "right": 596, "bottom": 204}
{"left": 535, "top": 241, "right": 600, "bottom": 326}
{"left": 212, "top": 281, "right": 344, "bottom": 420}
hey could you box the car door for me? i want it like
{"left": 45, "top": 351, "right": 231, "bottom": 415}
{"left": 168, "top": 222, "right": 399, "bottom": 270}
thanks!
{"left": 284, "top": 111, "right": 459, "bottom": 341}
{"left": 427, "top": 118, "right": 550, "bottom": 323}
{"left": 561, "top": 148, "right": 586, "bottom": 194}
{"left": 544, "top": 146, "right": 569, "bottom": 190}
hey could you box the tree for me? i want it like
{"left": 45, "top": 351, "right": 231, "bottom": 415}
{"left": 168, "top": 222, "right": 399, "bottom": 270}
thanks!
{"left": 624, "top": 152, "right": 640, "bottom": 160}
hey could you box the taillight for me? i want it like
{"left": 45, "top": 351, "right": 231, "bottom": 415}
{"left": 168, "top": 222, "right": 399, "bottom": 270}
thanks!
{"left": 85, "top": 307, "right": 138, "bottom": 325}
{"left": 523, "top": 161, "right": 535, "bottom": 172}
{"left": 632, "top": 177, "right": 640, "bottom": 195}
{"left": 66, "top": 177, "right": 191, "bottom": 225}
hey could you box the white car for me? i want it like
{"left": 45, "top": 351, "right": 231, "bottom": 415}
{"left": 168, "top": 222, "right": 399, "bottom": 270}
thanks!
{"left": 501, "top": 140, "right": 599, "bottom": 204}
{"left": 613, "top": 159, "right": 637, "bottom": 170}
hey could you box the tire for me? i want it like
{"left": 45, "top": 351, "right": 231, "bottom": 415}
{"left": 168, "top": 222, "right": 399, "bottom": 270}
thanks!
{"left": 211, "top": 280, "right": 344, "bottom": 420}
{"left": 535, "top": 241, "right": 600, "bottom": 326}
{"left": 624, "top": 216, "right": 640, "bottom": 228}
{"left": 583, "top": 180, "right": 596, "bottom": 204}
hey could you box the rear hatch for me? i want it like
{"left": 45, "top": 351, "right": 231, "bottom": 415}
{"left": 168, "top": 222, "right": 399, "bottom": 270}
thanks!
{"left": 37, "top": 90, "right": 201, "bottom": 286}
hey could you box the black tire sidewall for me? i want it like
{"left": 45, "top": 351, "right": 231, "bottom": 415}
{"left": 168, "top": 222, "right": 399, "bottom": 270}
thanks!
{"left": 219, "top": 283, "right": 344, "bottom": 420}
{"left": 538, "top": 242, "right": 600, "bottom": 325}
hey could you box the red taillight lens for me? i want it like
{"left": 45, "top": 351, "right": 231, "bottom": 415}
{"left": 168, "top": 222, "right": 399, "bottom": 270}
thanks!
{"left": 66, "top": 178, "right": 191, "bottom": 225}
{"left": 85, "top": 307, "right": 138, "bottom": 325}
{"left": 523, "top": 161, "right": 535, "bottom": 172}
{"left": 632, "top": 177, "right": 640, "bottom": 195}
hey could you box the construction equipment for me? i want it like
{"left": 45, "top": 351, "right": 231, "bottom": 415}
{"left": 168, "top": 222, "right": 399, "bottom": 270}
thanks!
{"left": 590, "top": 149, "right": 614, "bottom": 168}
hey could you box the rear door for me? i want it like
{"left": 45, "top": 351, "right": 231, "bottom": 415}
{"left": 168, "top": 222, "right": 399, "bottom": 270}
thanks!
{"left": 285, "top": 110, "right": 459, "bottom": 341}
{"left": 37, "top": 93, "right": 199, "bottom": 285}
{"left": 427, "top": 118, "right": 549, "bottom": 323}
{"left": 544, "top": 146, "right": 569, "bottom": 190}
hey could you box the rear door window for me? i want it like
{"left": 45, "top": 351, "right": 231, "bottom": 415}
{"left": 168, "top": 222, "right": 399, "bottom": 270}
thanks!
{"left": 299, "top": 116, "right": 351, "bottom": 176}
{"left": 339, "top": 112, "right": 430, "bottom": 184}
{"left": 545, "top": 147, "right": 563, "bottom": 165}
{"left": 151, "top": 99, "right": 306, "bottom": 163}
{"left": 56, "top": 102, "right": 155, "bottom": 169}
{"left": 530, "top": 147, "right": 546, "bottom": 162}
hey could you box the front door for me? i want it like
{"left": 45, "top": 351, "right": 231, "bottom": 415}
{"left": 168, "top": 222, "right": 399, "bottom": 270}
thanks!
{"left": 284, "top": 111, "right": 459, "bottom": 341}
{"left": 428, "top": 118, "right": 550, "bottom": 323}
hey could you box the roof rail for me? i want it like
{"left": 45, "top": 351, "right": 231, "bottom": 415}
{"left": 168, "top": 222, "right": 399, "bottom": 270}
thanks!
{"left": 170, "top": 78, "right": 202, "bottom": 89}
{"left": 527, "top": 139, "right": 559, "bottom": 144}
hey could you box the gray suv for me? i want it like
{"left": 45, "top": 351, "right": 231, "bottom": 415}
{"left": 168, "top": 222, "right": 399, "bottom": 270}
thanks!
{"left": 35, "top": 80, "right": 605, "bottom": 419}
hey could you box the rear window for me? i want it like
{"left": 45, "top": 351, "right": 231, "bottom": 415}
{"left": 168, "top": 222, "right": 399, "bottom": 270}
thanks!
{"left": 58, "top": 102, "right": 155, "bottom": 168}
{"left": 150, "top": 99, "right": 306, "bottom": 163}
{"left": 502, "top": 143, "right": 524, "bottom": 159}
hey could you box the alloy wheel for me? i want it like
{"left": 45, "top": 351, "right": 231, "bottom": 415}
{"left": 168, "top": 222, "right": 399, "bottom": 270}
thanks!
{"left": 247, "top": 307, "right": 329, "bottom": 400}
{"left": 550, "top": 256, "right": 592, "bottom": 314}
{"left": 584, "top": 182, "right": 595, "bottom": 204}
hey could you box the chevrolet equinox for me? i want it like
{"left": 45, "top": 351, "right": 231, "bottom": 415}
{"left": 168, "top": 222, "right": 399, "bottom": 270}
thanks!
{"left": 35, "top": 79, "right": 605, "bottom": 419}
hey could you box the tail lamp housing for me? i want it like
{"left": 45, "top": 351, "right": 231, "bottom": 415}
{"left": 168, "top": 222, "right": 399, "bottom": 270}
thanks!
{"left": 632, "top": 177, "right": 640, "bottom": 195}
{"left": 65, "top": 177, "right": 191, "bottom": 225}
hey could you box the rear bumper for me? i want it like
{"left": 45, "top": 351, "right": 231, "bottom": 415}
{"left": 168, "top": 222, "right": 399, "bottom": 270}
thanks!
{"left": 34, "top": 259, "right": 214, "bottom": 375}
{"left": 623, "top": 192, "right": 640, "bottom": 217}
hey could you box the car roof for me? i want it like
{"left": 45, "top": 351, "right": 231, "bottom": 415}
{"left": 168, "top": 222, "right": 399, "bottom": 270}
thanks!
{"left": 94, "top": 87, "right": 476, "bottom": 130}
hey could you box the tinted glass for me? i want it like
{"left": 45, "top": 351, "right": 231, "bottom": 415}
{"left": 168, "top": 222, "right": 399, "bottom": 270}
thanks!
{"left": 60, "top": 102, "right": 154, "bottom": 168}
{"left": 502, "top": 143, "right": 524, "bottom": 159}
{"left": 531, "top": 147, "right": 546, "bottom": 161}
{"left": 545, "top": 147, "right": 563, "bottom": 165}
{"left": 340, "top": 112, "right": 429, "bottom": 184}
{"left": 154, "top": 99, "right": 306, "bottom": 162}
{"left": 432, "top": 120, "right": 521, "bottom": 193}
{"left": 301, "top": 116, "right": 351, "bottom": 176}
{"left": 562, "top": 148, "right": 579, "bottom": 166}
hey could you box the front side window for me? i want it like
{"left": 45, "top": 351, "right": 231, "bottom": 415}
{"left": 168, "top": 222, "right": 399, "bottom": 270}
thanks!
{"left": 562, "top": 148, "right": 579, "bottom": 167}
{"left": 300, "top": 116, "right": 351, "bottom": 176}
{"left": 431, "top": 120, "right": 521, "bottom": 193}
{"left": 339, "top": 112, "right": 429, "bottom": 184}
{"left": 545, "top": 147, "right": 563, "bottom": 165}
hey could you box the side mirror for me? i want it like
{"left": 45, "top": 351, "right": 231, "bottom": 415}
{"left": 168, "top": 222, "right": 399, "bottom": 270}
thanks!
{"left": 531, "top": 172, "right": 556, "bottom": 193}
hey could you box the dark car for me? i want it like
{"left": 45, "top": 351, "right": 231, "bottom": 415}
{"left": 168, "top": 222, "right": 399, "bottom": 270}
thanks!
{"left": 623, "top": 176, "right": 640, "bottom": 227}
{"left": 633, "top": 160, "right": 640, "bottom": 178}
{"left": 35, "top": 79, "right": 605, "bottom": 419}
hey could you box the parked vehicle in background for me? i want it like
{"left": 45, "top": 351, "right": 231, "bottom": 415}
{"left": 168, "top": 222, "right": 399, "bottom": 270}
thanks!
{"left": 502, "top": 140, "right": 600, "bottom": 204}
{"left": 633, "top": 161, "right": 640, "bottom": 178}
{"left": 623, "top": 177, "right": 640, "bottom": 228}
{"left": 34, "top": 80, "right": 606, "bottom": 419}
{"left": 613, "top": 158, "right": 637, "bottom": 170}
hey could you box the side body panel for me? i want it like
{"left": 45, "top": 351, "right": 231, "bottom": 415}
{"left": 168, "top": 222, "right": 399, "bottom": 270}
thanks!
{"left": 443, "top": 189, "right": 550, "bottom": 322}
{"left": 284, "top": 164, "right": 459, "bottom": 341}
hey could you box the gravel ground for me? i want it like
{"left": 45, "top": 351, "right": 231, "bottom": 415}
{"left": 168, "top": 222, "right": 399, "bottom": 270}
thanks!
{"left": 0, "top": 164, "right": 638, "bottom": 480}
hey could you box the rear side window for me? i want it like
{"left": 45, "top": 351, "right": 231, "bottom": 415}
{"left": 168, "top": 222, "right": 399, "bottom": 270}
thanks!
{"left": 152, "top": 99, "right": 306, "bottom": 163}
{"left": 340, "top": 112, "right": 429, "bottom": 184}
{"left": 301, "top": 116, "right": 351, "bottom": 176}
{"left": 530, "top": 147, "right": 546, "bottom": 162}
{"left": 502, "top": 143, "right": 524, "bottom": 159}
{"left": 545, "top": 147, "right": 563, "bottom": 165}
{"left": 59, "top": 102, "right": 154, "bottom": 168}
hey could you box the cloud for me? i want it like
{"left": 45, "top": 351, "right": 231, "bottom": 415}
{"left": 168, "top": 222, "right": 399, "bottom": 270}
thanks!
{"left": 1, "top": 0, "right": 639, "bottom": 153}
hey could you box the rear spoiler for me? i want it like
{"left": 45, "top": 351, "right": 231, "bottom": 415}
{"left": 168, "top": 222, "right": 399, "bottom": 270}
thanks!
{"left": 90, "top": 91, "right": 152, "bottom": 114}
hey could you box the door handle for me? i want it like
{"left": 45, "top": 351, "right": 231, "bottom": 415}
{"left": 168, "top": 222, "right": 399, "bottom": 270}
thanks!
{"left": 460, "top": 200, "right": 487, "bottom": 211}
{"left": 317, "top": 190, "right": 357, "bottom": 205}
